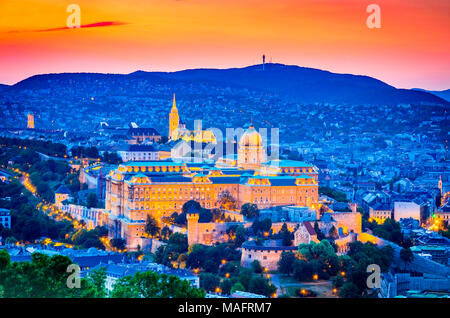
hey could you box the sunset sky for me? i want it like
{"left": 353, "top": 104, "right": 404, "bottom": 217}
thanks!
{"left": 0, "top": 0, "right": 448, "bottom": 90}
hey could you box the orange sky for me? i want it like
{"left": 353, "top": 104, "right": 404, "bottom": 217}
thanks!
{"left": 0, "top": 0, "right": 448, "bottom": 89}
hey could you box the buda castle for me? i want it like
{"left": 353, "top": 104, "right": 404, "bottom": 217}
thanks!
{"left": 104, "top": 96, "right": 319, "bottom": 250}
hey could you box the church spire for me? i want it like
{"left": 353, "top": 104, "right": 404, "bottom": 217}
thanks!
{"left": 169, "top": 93, "right": 180, "bottom": 141}
{"left": 171, "top": 93, "right": 178, "bottom": 112}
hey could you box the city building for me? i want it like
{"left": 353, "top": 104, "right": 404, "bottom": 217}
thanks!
{"left": 186, "top": 212, "right": 244, "bottom": 246}
{"left": 240, "top": 239, "right": 297, "bottom": 271}
{"left": 54, "top": 184, "right": 73, "bottom": 206}
{"left": 394, "top": 202, "right": 422, "bottom": 223}
{"left": 293, "top": 221, "right": 319, "bottom": 245}
{"left": 369, "top": 203, "right": 392, "bottom": 224}
{"left": 59, "top": 203, "right": 105, "bottom": 229}
{"left": 118, "top": 144, "right": 159, "bottom": 162}
{"left": 126, "top": 127, "right": 161, "bottom": 144}
{"left": 27, "top": 113, "right": 34, "bottom": 129}
{"left": 0, "top": 208, "right": 11, "bottom": 229}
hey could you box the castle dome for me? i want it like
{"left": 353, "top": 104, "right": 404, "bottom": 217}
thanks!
{"left": 239, "top": 126, "right": 263, "bottom": 147}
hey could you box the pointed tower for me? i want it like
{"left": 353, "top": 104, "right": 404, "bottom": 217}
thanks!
{"left": 169, "top": 94, "right": 179, "bottom": 141}
{"left": 439, "top": 175, "right": 443, "bottom": 207}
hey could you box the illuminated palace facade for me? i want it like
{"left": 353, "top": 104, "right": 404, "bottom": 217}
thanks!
{"left": 104, "top": 99, "right": 319, "bottom": 250}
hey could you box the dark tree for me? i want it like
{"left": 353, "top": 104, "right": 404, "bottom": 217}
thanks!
{"left": 240, "top": 203, "right": 260, "bottom": 218}
{"left": 199, "top": 273, "right": 220, "bottom": 292}
{"left": 86, "top": 192, "right": 98, "bottom": 209}
{"left": 278, "top": 252, "right": 297, "bottom": 276}
{"left": 279, "top": 223, "right": 292, "bottom": 246}
{"left": 144, "top": 214, "right": 160, "bottom": 237}
{"left": 400, "top": 247, "right": 414, "bottom": 269}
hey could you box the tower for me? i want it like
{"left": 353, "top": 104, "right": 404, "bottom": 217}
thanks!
{"left": 27, "top": 113, "right": 34, "bottom": 129}
{"left": 262, "top": 54, "right": 265, "bottom": 71}
{"left": 438, "top": 175, "right": 443, "bottom": 207}
{"left": 187, "top": 213, "right": 200, "bottom": 246}
{"left": 169, "top": 94, "right": 179, "bottom": 141}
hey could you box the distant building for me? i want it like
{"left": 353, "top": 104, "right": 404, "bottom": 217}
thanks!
{"left": 369, "top": 203, "right": 392, "bottom": 224}
{"left": 54, "top": 184, "right": 73, "bottom": 206}
{"left": 241, "top": 239, "right": 297, "bottom": 271}
{"left": 379, "top": 270, "right": 450, "bottom": 297}
{"left": 293, "top": 221, "right": 319, "bottom": 245}
{"left": 282, "top": 206, "right": 318, "bottom": 222}
{"left": 27, "top": 113, "right": 34, "bottom": 129}
{"left": 59, "top": 204, "right": 105, "bottom": 229}
{"left": 127, "top": 127, "right": 161, "bottom": 144}
{"left": 118, "top": 144, "right": 159, "bottom": 162}
{"left": 0, "top": 208, "right": 11, "bottom": 229}
{"left": 187, "top": 212, "right": 245, "bottom": 246}
{"left": 411, "top": 245, "right": 449, "bottom": 266}
{"left": 394, "top": 202, "right": 422, "bottom": 222}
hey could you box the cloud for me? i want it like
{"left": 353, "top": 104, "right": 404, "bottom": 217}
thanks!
{"left": 7, "top": 21, "right": 129, "bottom": 34}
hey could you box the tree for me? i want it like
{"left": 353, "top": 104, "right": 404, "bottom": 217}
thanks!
{"left": 87, "top": 267, "right": 107, "bottom": 298}
{"left": 111, "top": 271, "right": 205, "bottom": 298}
{"left": 278, "top": 252, "right": 297, "bottom": 276}
{"left": 248, "top": 276, "right": 276, "bottom": 297}
{"left": 199, "top": 273, "right": 220, "bottom": 292}
{"left": 154, "top": 245, "right": 177, "bottom": 267}
{"left": 0, "top": 249, "right": 10, "bottom": 270}
{"left": 231, "top": 282, "right": 245, "bottom": 294}
{"left": 182, "top": 200, "right": 202, "bottom": 214}
{"left": 313, "top": 221, "right": 325, "bottom": 240}
{"left": 111, "top": 238, "right": 126, "bottom": 250}
{"left": 332, "top": 274, "right": 344, "bottom": 288}
{"left": 204, "top": 259, "right": 219, "bottom": 273}
{"left": 216, "top": 191, "right": 237, "bottom": 210}
{"left": 86, "top": 193, "right": 98, "bottom": 209}
{"left": 186, "top": 244, "right": 208, "bottom": 269}
{"left": 279, "top": 223, "right": 292, "bottom": 246}
{"left": 293, "top": 260, "right": 315, "bottom": 282}
{"left": 371, "top": 218, "right": 403, "bottom": 245}
{"left": 167, "top": 233, "right": 188, "bottom": 253}
{"left": 252, "top": 218, "right": 272, "bottom": 236}
{"left": 233, "top": 226, "right": 247, "bottom": 247}
{"left": 220, "top": 279, "right": 233, "bottom": 295}
{"left": 339, "top": 282, "right": 360, "bottom": 298}
{"left": 0, "top": 252, "right": 103, "bottom": 298}
{"left": 297, "top": 240, "right": 340, "bottom": 277}
{"left": 145, "top": 214, "right": 160, "bottom": 237}
{"left": 344, "top": 242, "right": 395, "bottom": 297}
{"left": 400, "top": 247, "right": 414, "bottom": 270}
{"left": 240, "top": 203, "right": 259, "bottom": 218}
{"left": 251, "top": 260, "right": 263, "bottom": 274}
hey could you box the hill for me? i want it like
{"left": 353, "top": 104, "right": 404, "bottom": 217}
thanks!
{"left": 7, "top": 64, "right": 448, "bottom": 106}
{"left": 412, "top": 88, "right": 450, "bottom": 102}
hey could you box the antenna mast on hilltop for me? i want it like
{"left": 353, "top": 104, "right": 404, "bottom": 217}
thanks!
{"left": 262, "top": 54, "right": 265, "bottom": 71}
